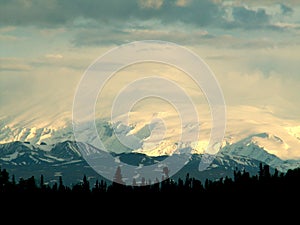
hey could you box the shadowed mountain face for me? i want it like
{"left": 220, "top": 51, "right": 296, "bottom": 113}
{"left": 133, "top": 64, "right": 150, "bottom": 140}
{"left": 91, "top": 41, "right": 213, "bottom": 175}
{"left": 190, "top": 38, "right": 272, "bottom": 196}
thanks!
{"left": 1, "top": 140, "right": 299, "bottom": 186}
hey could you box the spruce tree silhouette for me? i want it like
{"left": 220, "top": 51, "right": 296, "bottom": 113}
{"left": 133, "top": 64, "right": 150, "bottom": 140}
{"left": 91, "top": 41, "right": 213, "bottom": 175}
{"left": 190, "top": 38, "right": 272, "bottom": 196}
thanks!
{"left": 18, "top": 176, "right": 36, "bottom": 192}
{"left": 82, "top": 175, "right": 90, "bottom": 193}
{"left": 52, "top": 182, "right": 58, "bottom": 192}
{"left": 0, "top": 168, "right": 9, "bottom": 190}
{"left": 113, "top": 166, "right": 125, "bottom": 185}
{"left": 93, "top": 180, "right": 99, "bottom": 193}
{"left": 1, "top": 162, "right": 300, "bottom": 199}
{"left": 163, "top": 166, "right": 170, "bottom": 178}
{"left": 100, "top": 180, "right": 107, "bottom": 192}
{"left": 40, "top": 175, "right": 44, "bottom": 189}
{"left": 12, "top": 175, "right": 16, "bottom": 186}
{"left": 58, "top": 176, "right": 65, "bottom": 192}
{"left": 132, "top": 178, "right": 137, "bottom": 186}
{"left": 152, "top": 178, "right": 160, "bottom": 192}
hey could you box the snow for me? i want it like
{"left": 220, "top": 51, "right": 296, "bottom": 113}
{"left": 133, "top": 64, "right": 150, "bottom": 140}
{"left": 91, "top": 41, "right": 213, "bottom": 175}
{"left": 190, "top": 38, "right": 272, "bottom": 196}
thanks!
{"left": 221, "top": 138, "right": 299, "bottom": 171}
{"left": 29, "top": 155, "right": 39, "bottom": 163}
{"left": 45, "top": 154, "right": 65, "bottom": 162}
{"left": 210, "top": 164, "right": 218, "bottom": 168}
{"left": 58, "top": 160, "right": 82, "bottom": 165}
{"left": 0, "top": 139, "right": 299, "bottom": 173}
{"left": 0, "top": 119, "right": 71, "bottom": 145}
{"left": 54, "top": 172, "right": 62, "bottom": 177}
{"left": 38, "top": 157, "right": 54, "bottom": 163}
{"left": 66, "top": 142, "right": 82, "bottom": 157}
{"left": 39, "top": 127, "right": 55, "bottom": 141}
{"left": 191, "top": 141, "right": 208, "bottom": 154}
{"left": 37, "top": 144, "right": 53, "bottom": 152}
{"left": 26, "top": 127, "right": 37, "bottom": 140}
{"left": 1, "top": 151, "right": 19, "bottom": 161}
{"left": 0, "top": 105, "right": 300, "bottom": 161}
{"left": 114, "top": 156, "right": 121, "bottom": 163}
{"left": 136, "top": 164, "right": 143, "bottom": 169}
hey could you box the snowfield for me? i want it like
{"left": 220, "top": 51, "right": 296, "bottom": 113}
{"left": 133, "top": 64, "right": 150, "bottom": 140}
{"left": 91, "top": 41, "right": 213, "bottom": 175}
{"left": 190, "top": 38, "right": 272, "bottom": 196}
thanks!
{"left": 0, "top": 105, "right": 299, "bottom": 161}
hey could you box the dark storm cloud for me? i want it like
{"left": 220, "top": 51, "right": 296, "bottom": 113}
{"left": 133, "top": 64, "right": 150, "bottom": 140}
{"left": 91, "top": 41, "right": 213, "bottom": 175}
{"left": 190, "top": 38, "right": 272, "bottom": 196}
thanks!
{"left": 229, "top": 6, "right": 270, "bottom": 29}
{"left": 0, "top": 0, "right": 221, "bottom": 27}
{"left": 279, "top": 3, "right": 293, "bottom": 15}
{"left": 137, "top": 0, "right": 221, "bottom": 26}
{"left": 0, "top": 0, "right": 136, "bottom": 26}
{"left": 0, "top": 0, "right": 294, "bottom": 33}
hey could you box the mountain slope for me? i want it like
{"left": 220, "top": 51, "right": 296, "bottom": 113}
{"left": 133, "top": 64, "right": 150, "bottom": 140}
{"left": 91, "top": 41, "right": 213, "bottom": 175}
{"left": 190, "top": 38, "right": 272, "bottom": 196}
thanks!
{"left": 221, "top": 133, "right": 300, "bottom": 171}
{"left": 1, "top": 140, "right": 299, "bottom": 185}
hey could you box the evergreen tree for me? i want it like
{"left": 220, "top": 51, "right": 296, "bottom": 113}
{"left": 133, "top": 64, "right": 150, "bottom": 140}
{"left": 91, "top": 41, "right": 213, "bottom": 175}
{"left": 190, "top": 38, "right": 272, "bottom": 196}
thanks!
{"left": 12, "top": 175, "right": 16, "bottom": 186}
{"left": 0, "top": 168, "right": 9, "bottom": 189}
{"left": 132, "top": 178, "right": 137, "bottom": 186}
{"left": 152, "top": 178, "right": 160, "bottom": 192}
{"left": 58, "top": 176, "right": 65, "bottom": 192}
{"left": 52, "top": 182, "right": 58, "bottom": 192}
{"left": 184, "top": 173, "right": 191, "bottom": 190}
{"left": 40, "top": 175, "right": 44, "bottom": 189}
{"left": 82, "top": 175, "right": 90, "bottom": 192}
{"left": 2, "top": 161, "right": 300, "bottom": 197}
{"left": 178, "top": 178, "right": 184, "bottom": 192}
{"left": 163, "top": 167, "right": 170, "bottom": 179}
{"left": 263, "top": 165, "right": 271, "bottom": 179}
{"left": 100, "top": 180, "right": 107, "bottom": 192}
{"left": 273, "top": 169, "right": 279, "bottom": 178}
{"left": 92, "top": 180, "right": 101, "bottom": 194}
{"left": 113, "top": 166, "right": 125, "bottom": 185}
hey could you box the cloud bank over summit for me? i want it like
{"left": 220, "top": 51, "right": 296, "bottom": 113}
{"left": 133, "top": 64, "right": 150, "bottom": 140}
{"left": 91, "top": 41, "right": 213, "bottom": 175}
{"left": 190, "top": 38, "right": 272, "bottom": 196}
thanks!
{"left": 1, "top": 1, "right": 300, "bottom": 159}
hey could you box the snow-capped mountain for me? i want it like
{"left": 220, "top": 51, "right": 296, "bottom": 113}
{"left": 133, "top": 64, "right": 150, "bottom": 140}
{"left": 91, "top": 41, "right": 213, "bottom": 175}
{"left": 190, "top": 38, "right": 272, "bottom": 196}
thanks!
{"left": 1, "top": 105, "right": 300, "bottom": 179}
{"left": 0, "top": 141, "right": 82, "bottom": 166}
{"left": 1, "top": 116, "right": 300, "bottom": 161}
{"left": 0, "top": 118, "right": 197, "bottom": 154}
{"left": 0, "top": 122, "right": 73, "bottom": 145}
{"left": 1, "top": 139, "right": 300, "bottom": 185}
{"left": 220, "top": 133, "right": 300, "bottom": 172}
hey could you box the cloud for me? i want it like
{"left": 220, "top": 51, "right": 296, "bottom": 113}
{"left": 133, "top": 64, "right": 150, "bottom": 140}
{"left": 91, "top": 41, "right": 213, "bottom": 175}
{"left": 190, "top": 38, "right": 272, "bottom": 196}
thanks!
{"left": 1, "top": 0, "right": 297, "bottom": 35}
{"left": 220, "top": 0, "right": 298, "bottom": 7}
{"left": 234, "top": 6, "right": 269, "bottom": 23}
{"left": 225, "top": 6, "right": 270, "bottom": 29}
{"left": 279, "top": 3, "right": 293, "bottom": 15}
{"left": 273, "top": 22, "right": 300, "bottom": 29}
{"left": 218, "top": 35, "right": 275, "bottom": 49}
{"left": 220, "top": 3, "right": 299, "bottom": 31}
{"left": 202, "top": 41, "right": 300, "bottom": 80}
{"left": 216, "top": 70, "right": 300, "bottom": 120}
{"left": 0, "top": 26, "right": 16, "bottom": 33}
{"left": 0, "top": 34, "right": 20, "bottom": 41}
{"left": 71, "top": 26, "right": 212, "bottom": 46}
{"left": 45, "top": 54, "right": 63, "bottom": 59}
{"left": 0, "top": 26, "right": 22, "bottom": 41}
{"left": 138, "top": 0, "right": 164, "bottom": 9}
{"left": 0, "top": 0, "right": 221, "bottom": 27}
{"left": 0, "top": 58, "right": 32, "bottom": 71}
{"left": 175, "top": 0, "right": 191, "bottom": 7}
{"left": 39, "top": 28, "right": 66, "bottom": 37}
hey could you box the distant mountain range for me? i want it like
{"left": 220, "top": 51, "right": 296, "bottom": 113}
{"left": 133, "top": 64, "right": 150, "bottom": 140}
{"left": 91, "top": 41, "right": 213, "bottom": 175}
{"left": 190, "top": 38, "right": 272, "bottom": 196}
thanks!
{"left": 1, "top": 116, "right": 300, "bottom": 185}
{"left": 1, "top": 139, "right": 299, "bottom": 186}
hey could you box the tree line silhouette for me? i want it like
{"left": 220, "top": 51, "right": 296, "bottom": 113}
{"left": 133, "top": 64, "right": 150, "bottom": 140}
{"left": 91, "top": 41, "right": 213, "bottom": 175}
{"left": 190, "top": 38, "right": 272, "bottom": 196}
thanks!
{"left": 1, "top": 164, "right": 300, "bottom": 197}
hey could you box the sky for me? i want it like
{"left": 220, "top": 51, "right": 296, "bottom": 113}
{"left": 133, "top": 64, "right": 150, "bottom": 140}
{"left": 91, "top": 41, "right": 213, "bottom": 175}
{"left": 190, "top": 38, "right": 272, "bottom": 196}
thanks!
{"left": 1, "top": 0, "right": 300, "bottom": 158}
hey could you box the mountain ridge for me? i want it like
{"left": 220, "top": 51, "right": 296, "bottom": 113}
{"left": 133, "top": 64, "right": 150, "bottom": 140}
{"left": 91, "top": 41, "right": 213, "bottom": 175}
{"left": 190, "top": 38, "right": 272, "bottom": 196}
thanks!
{"left": 1, "top": 119, "right": 300, "bottom": 159}
{"left": 1, "top": 140, "right": 299, "bottom": 185}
